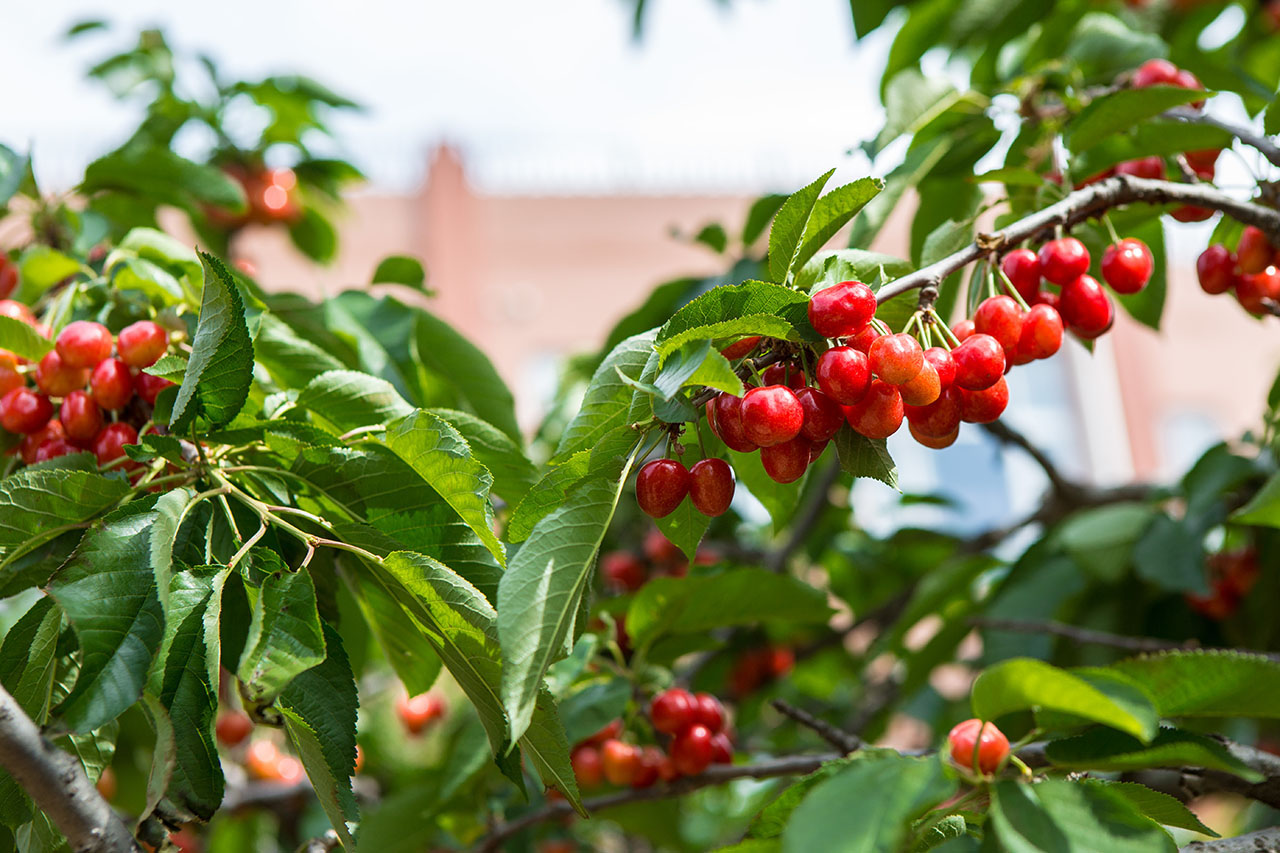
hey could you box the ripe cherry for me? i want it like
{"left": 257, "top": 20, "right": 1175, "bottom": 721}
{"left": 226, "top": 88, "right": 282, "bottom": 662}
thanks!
{"left": 1237, "top": 226, "right": 1274, "bottom": 275}
{"left": 847, "top": 326, "right": 880, "bottom": 353}
{"left": 1235, "top": 268, "right": 1280, "bottom": 316}
{"left": 692, "top": 693, "right": 725, "bottom": 733}
{"left": 923, "top": 347, "right": 956, "bottom": 391}
{"left": 795, "top": 387, "right": 844, "bottom": 442}
{"left": 948, "top": 719, "right": 1010, "bottom": 774}
{"left": 59, "top": 390, "right": 104, "bottom": 442}
{"left": 584, "top": 719, "right": 624, "bottom": 746}
{"left": 55, "top": 321, "right": 113, "bottom": 369}
{"left": 905, "top": 386, "right": 962, "bottom": 438}
{"left": 845, "top": 379, "right": 904, "bottom": 440}
{"left": 1000, "top": 249, "right": 1042, "bottom": 303}
{"left": 909, "top": 422, "right": 959, "bottom": 449}
{"left": 1101, "top": 238, "right": 1154, "bottom": 294}
{"left": 92, "top": 422, "right": 139, "bottom": 467}
{"left": 35, "top": 351, "right": 91, "bottom": 397}
{"left": 1114, "top": 156, "right": 1164, "bottom": 180}
{"left": 762, "top": 361, "right": 805, "bottom": 389}
{"left": 951, "top": 319, "right": 975, "bottom": 342}
{"left": 601, "top": 739, "right": 641, "bottom": 787}
{"left": 898, "top": 358, "right": 941, "bottom": 407}
{"left": 670, "top": 724, "right": 715, "bottom": 776}
{"left": 116, "top": 320, "right": 168, "bottom": 368}
{"left": 90, "top": 358, "right": 134, "bottom": 411}
{"left": 1196, "top": 245, "right": 1235, "bottom": 295}
{"left": 0, "top": 352, "right": 21, "bottom": 398}
{"left": 397, "top": 693, "right": 446, "bottom": 735}
{"left": 34, "top": 439, "right": 76, "bottom": 462}
{"left": 815, "top": 346, "right": 871, "bottom": 405}
{"left": 689, "top": 458, "right": 735, "bottom": 517}
{"left": 650, "top": 688, "right": 696, "bottom": 735}
{"left": 1185, "top": 149, "right": 1220, "bottom": 173}
{"left": 973, "top": 295, "right": 1023, "bottom": 353}
{"left": 20, "top": 421, "right": 64, "bottom": 464}
{"left": 807, "top": 280, "right": 876, "bottom": 339}
{"left": 952, "top": 334, "right": 1005, "bottom": 391}
{"left": 571, "top": 743, "right": 604, "bottom": 785}
{"left": 1059, "top": 274, "right": 1114, "bottom": 338}
{"left": 636, "top": 459, "right": 691, "bottom": 518}
{"left": 711, "top": 393, "right": 759, "bottom": 453}
{"left": 0, "top": 257, "right": 15, "bottom": 300}
{"left": 960, "top": 377, "right": 1010, "bottom": 424}
{"left": 602, "top": 552, "right": 647, "bottom": 592}
{"left": 632, "top": 746, "right": 663, "bottom": 788}
{"left": 1017, "top": 304, "right": 1064, "bottom": 361}
{"left": 868, "top": 333, "right": 923, "bottom": 386}
{"left": 135, "top": 372, "right": 175, "bottom": 405}
{"left": 740, "top": 385, "right": 804, "bottom": 447}
{"left": 1037, "top": 237, "right": 1090, "bottom": 285}
{"left": 1131, "top": 58, "right": 1180, "bottom": 88}
{"left": 643, "top": 528, "right": 681, "bottom": 565}
{"left": 760, "top": 435, "right": 812, "bottom": 483}
{"left": 1, "top": 387, "right": 53, "bottom": 434}
{"left": 215, "top": 711, "right": 254, "bottom": 747}
{"left": 808, "top": 439, "right": 829, "bottom": 463}
{"left": 710, "top": 732, "right": 734, "bottom": 765}
{"left": 1171, "top": 205, "right": 1212, "bottom": 223}
{"left": 0, "top": 300, "right": 36, "bottom": 326}
{"left": 719, "top": 336, "right": 761, "bottom": 360}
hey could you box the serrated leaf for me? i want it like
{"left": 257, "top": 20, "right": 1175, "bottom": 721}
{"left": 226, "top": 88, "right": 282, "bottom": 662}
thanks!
{"left": 989, "top": 779, "right": 1176, "bottom": 853}
{"left": 1109, "top": 650, "right": 1280, "bottom": 718}
{"left": 253, "top": 312, "right": 346, "bottom": 388}
{"left": 1065, "top": 87, "right": 1210, "bottom": 154}
{"left": 430, "top": 408, "right": 537, "bottom": 506}
{"left": 282, "top": 710, "right": 356, "bottom": 849}
{"left": 0, "top": 465, "right": 129, "bottom": 551}
{"left": 834, "top": 425, "right": 898, "bottom": 489}
{"left": 296, "top": 369, "right": 415, "bottom": 433}
{"left": 1092, "top": 780, "right": 1217, "bottom": 836}
{"left": 655, "top": 283, "right": 812, "bottom": 360}
{"left": 870, "top": 69, "right": 961, "bottom": 158}
{"left": 1045, "top": 727, "right": 1262, "bottom": 780}
{"left": 553, "top": 331, "right": 655, "bottom": 462}
{"left": 768, "top": 170, "right": 833, "bottom": 283}
{"left": 792, "top": 178, "right": 884, "bottom": 277}
{"left": 559, "top": 678, "right": 631, "bottom": 745}
{"left": 413, "top": 308, "right": 520, "bottom": 443}
{"left": 170, "top": 252, "right": 253, "bottom": 431}
{"left": 0, "top": 597, "right": 61, "bottom": 723}
{"left": 795, "top": 249, "right": 913, "bottom": 295}
{"left": 82, "top": 145, "right": 246, "bottom": 210}
{"left": 507, "top": 452, "right": 592, "bottom": 543}
{"left": 342, "top": 568, "right": 442, "bottom": 696}
{"left": 0, "top": 316, "right": 53, "bottom": 362}
{"left": 652, "top": 339, "right": 742, "bottom": 400}
{"left": 237, "top": 564, "right": 326, "bottom": 704}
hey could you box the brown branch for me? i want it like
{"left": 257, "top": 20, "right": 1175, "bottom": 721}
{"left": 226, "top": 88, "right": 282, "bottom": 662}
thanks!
{"left": 1183, "top": 740, "right": 1280, "bottom": 810}
{"left": 875, "top": 175, "right": 1280, "bottom": 305}
{"left": 770, "top": 699, "right": 864, "bottom": 753}
{"left": 1181, "top": 827, "right": 1280, "bottom": 852}
{"left": 1165, "top": 108, "right": 1280, "bottom": 169}
{"left": 969, "top": 618, "right": 1280, "bottom": 662}
{"left": 0, "top": 685, "right": 141, "bottom": 852}
{"left": 980, "top": 421, "right": 1074, "bottom": 497}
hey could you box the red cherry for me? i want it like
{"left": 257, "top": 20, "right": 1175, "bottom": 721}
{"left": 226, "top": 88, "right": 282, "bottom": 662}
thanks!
{"left": 135, "top": 372, "right": 175, "bottom": 405}
{"left": 845, "top": 379, "right": 904, "bottom": 440}
{"left": 1237, "top": 226, "right": 1274, "bottom": 275}
{"left": 34, "top": 439, "right": 76, "bottom": 463}
{"left": 116, "top": 320, "right": 168, "bottom": 368}
{"left": 1114, "top": 156, "right": 1164, "bottom": 180}
{"left": 601, "top": 739, "right": 641, "bottom": 787}
{"left": 948, "top": 719, "right": 1009, "bottom": 774}
{"left": 1018, "top": 304, "right": 1064, "bottom": 361}
{"left": 952, "top": 334, "right": 1005, "bottom": 391}
{"left": 602, "top": 552, "right": 647, "bottom": 592}
{"left": 974, "top": 296, "right": 1024, "bottom": 353}
{"left": 868, "top": 333, "right": 923, "bottom": 386}
{"left": 632, "top": 746, "right": 663, "bottom": 788}
{"left": 215, "top": 711, "right": 254, "bottom": 747}
{"left": 1171, "top": 205, "right": 1212, "bottom": 223}
{"left": 1000, "top": 249, "right": 1042, "bottom": 303}
{"left": 650, "top": 688, "right": 696, "bottom": 735}
{"left": 35, "top": 351, "right": 91, "bottom": 397}
{"left": 719, "top": 336, "right": 761, "bottom": 360}
{"left": 397, "top": 693, "right": 446, "bottom": 734}
{"left": 1037, "top": 237, "right": 1090, "bottom": 285}
{"left": 1235, "top": 268, "right": 1280, "bottom": 316}
{"left": 59, "top": 390, "right": 104, "bottom": 442}
{"left": 740, "top": 385, "right": 804, "bottom": 447}
{"left": 711, "top": 393, "right": 759, "bottom": 453}
{"left": 92, "top": 422, "right": 139, "bottom": 467}
{"left": 1196, "top": 245, "right": 1235, "bottom": 295}
{"left": 571, "top": 743, "right": 604, "bottom": 788}
{"left": 760, "top": 435, "right": 812, "bottom": 483}
{"left": 815, "top": 346, "right": 871, "bottom": 405}
{"left": 1184, "top": 149, "right": 1220, "bottom": 172}
{"left": 923, "top": 347, "right": 956, "bottom": 391}
{"left": 1131, "top": 58, "right": 1180, "bottom": 88}
{"left": 670, "top": 724, "right": 715, "bottom": 776}
{"left": 795, "top": 387, "right": 844, "bottom": 442}
{"left": 808, "top": 439, "right": 829, "bottom": 462}
{"left": 710, "top": 732, "right": 734, "bottom": 765}
{"left": 951, "top": 319, "right": 975, "bottom": 342}
{"left": 960, "top": 377, "right": 1010, "bottom": 424}
{"left": 1, "top": 387, "right": 53, "bottom": 434}
{"left": 692, "top": 693, "right": 725, "bottom": 733}
{"left": 807, "top": 281, "right": 876, "bottom": 339}
{"left": 905, "top": 386, "right": 962, "bottom": 438}
{"left": 1172, "top": 68, "right": 1204, "bottom": 106}
{"left": 1059, "top": 274, "right": 1114, "bottom": 338}
{"left": 909, "top": 422, "right": 959, "bottom": 449}
{"left": 90, "top": 358, "right": 134, "bottom": 411}
{"left": 0, "top": 258, "right": 16, "bottom": 300}
{"left": 636, "top": 459, "right": 691, "bottom": 518}
{"left": 847, "top": 326, "right": 880, "bottom": 353}
{"left": 898, "top": 359, "right": 941, "bottom": 407}
{"left": 689, "top": 458, "right": 735, "bottom": 517}
{"left": 20, "top": 421, "right": 64, "bottom": 464}
{"left": 0, "top": 352, "right": 21, "bottom": 398}
{"left": 583, "top": 719, "right": 624, "bottom": 746}
{"left": 643, "top": 527, "right": 682, "bottom": 565}
{"left": 1101, "top": 238, "right": 1154, "bottom": 294}
{"left": 55, "top": 321, "right": 113, "bottom": 369}
{"left": 0, "top": 300, "right": 36, "bottom": 326}
{"left": 761, "top": 361, "right": 805, "bottom": 389}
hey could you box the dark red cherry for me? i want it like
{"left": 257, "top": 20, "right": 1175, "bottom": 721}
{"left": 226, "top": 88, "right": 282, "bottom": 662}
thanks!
{"left": 711, "top": 393, "right": 759, "bottom": 453}
{"left": 740, "top": 386, "right": 804, "bottom": 447}
{"left": 760, "top": 435, "right": 811, "bottom": 483}
{"left": 762, "top": 361, "right": 805, "bottom": 389}
{"left": 1196, "top": 245, "right": 1235, "bottom": 295}
{"left": 636, "top": 459, "right": 691, "bottom": 518}
{"left": 650, "top": 688, "right": 696, "bottom": 735}
{"left": 1237, "top": 226, "right": 1274, "bottom": 275}
{"left": 1114, "top": 156, "right": 1164, "bottom": 180}
{"left": 795, "top": 387, "right": 843, "bottom": 442}
{"left": 1000, "top": 249, "right": 1042, "bottom": 303}
{"left": 689, "top": 458, "right": 735, "bottom": 517}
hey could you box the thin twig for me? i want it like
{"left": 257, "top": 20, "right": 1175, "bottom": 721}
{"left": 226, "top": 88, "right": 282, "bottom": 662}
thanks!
{"left": 770, "top": 699, "right": 864, "bottom": 753}
{"left": 970, "top": 618, "right": 1188, "bottom": 652}
{"left": 1180, "top": 827, "right": 1280, "bottom": 853}
{"left": 1165, "top": 108, "right": 1280, "bottom": 169}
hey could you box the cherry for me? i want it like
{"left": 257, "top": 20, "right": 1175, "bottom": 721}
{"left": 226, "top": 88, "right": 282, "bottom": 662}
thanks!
{"left": 0, "top": 257, "right": 15, "bottom": 300}
{"left": 974, "top": 295, "right": 1023, "bottom": 352}
{"left": 1235, "top": 268, "right": 1280, "bottom": 316}
{"left": 807, "top": 280, "right": 876, "bottom": 339}
{"left": 1017, "top": 304, "right": 1064, "bottom": 361}
{"left": 643, "top": 528, "right": 682, "bottom": 564}
{"left": 808, "top": 439, "right": 829, "bottom": 462}
{"left": 397, "top": 693, "right": 445, "bottom": 735}
{"left": 760, "top": 435, "right": 812, "bottom": 483}
{"left": 245, "top": 740, "right": 282, "bottom": 781}
{"left": 923, "top": 347, "right": 956, "bottom": 391}
{"left": 847, "top": 326, "right": 880, "bottom": 353}
{"left": 1131, "top": 58, "right": 1180, "bottom": 88}
{"left": 0, "top": 387, "right": 53, "bottom": 434}
{"left": 905, "top": 386, "right": 962, "bottom": 438}
{"left": 90, "top": 358, "right": 134, "bottom": 411}
{"left": 692, "top": 693, "right": 725, "bottom": 733}
{"left": 59, "top": 390, "right": 104, "bottom": 442}
{"left": 1059, "top": 274, "right": 1114, "bottom": 338}
{"left": 1196, "top": 245, "right": 1235, "bottom": 295}
{"left": 0, "top": 352, "right": 21, "bottom": 398}
{"left": 815, "top": 346, "right": 871, "bottom": 405}
{"left": 689, "top": 458, "right": 735, "bottom": 517}
{"left": 1173, "top": 69, "right": 1205, "bottom": 106}
{"left": 1236, "top": 226, "right": 1274, "bottom": 275}
{"left": 762, "top": 361, "right": 805, "bottom": 389}
{"left": 93, "top": 423, "right": 139, "bottom": 468}
{"left": 20, "top": 421, "right": 64, "bottom": 465}
{"left": 947, "top": 719, "right": 1009, "bottom": 774}
{"left": 34, "top": 439, "right": 76, "bottom": 463}
{"left": 909, "top": 422, "right": 959, "bottom": 449}
{"left": 583, "top": 719, "right": 624, "bottom": 746}
{"left": 632, "top": 747, "right": 663, "bottom": 789}
{"left": 960, "top": 377, "right": 1010, "bottom": 424}
{"left": 0, "top": 300, "right": 36, "bottom": 326}
{"left": 898, "top": 358, "right": 941, "bottom": 407}
{"left": 952, "top": 334, "right": 1005, "bottom": 391}
{"left": 951, "top": 319, "right": 975, "bottom": 341}
{"left": 636, "top": 459, "right": 691, "bottom": 518}
{"left": 670, "top": 723, "right": 715, "bottom": 776}
{"left": 95, "top": 767, "right": 117, "bottom": 802}
{"left": 710, "top": 733, "right": 734, "bottom": 765}
{"left": 602, "top": 552, "right": 647, "bottom": 592}
{"left": 1114, "top": 156, "right": 1164, "bottom": 180}
{"left": 1171, "top": 205, "right": 1212, "bottom": 223}
{"left": 215, "top": 711, "right": 254, "bottom": 747}
{"left": 710, "top": 393, "right": 759, "bottom": 453}
{"left": 719, "top": 336, "right": 761, "bottom": 360}
{"left": 845, "top": 379, "right": 904, "bottom": 440}
{"left": 55, "top": 321, "right": 113, "bottom": 369}
{"left": 35, "top": 351, "right": 91, "bottom": 397}
{"left": 1000, "top": 249, "right": 1042, "bottom": 303}
{"left": 601, "top": 739, "right": 641, "bottom": 787}
{"left": 1185, "top": 149, "right": 1220, "bottom": 173}
{"left": 1101, "top": 238, "right": 1153, "bottom": 294}
{"left": 1037, "top": 237, "right": 1090, "bottom": 285}
{"left": 796, "top": 387, "right": 844, "bottom": 442}
{"left": 135, "top": 372, "right": 175, "bottom": 405}
{"left": 650, "top": 688, "right": 696, "bottom": 735}
{"left": 116, "top": 320, "right": 168, "bottom": 368}
{"left": 868, "top": 333, "right": 923, "bottom": 385}
{"left": 741, "top": 385, "right": 804, "bottom": 447}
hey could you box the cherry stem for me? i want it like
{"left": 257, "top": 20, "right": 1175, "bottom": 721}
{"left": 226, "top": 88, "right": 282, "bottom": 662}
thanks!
{"left": 1101, "top": 213, "right": 1122, "bottom": 245}
{"left": 935, "top": 318, "right": 962, "bottom": 349}
{"left": 995, "top": 266, "right": 1032, "bottom": 312}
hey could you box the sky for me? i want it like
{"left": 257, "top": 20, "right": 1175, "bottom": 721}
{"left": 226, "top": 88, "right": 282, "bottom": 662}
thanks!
{"left": 3, "top": 0, "right": 892, "bottom": 195}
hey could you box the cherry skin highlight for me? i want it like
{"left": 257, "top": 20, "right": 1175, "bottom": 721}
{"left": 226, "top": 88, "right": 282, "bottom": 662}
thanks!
{"left": 952, "top": 334, "right": 1005, "bottom": 391}
{"left": 815, "top": 346, "right": 871, "bottom": 405}
{"left": 636, "top": 459, "right": 691, "bottom": 518}
{"left": 55, "top": 321, "right": 113, "bottom": 369}
{"left": 1131, "top": 58, "right": 1180, "bottom": 88}
{"left": 1059, "top": 274, "right": 1114, "bottom": 338}
{"left": 868, "top": 333, "right": 923, "bottom": 385}
{"left": 689, "top": 458, "right": 735, "bottom": 517}
{"left": 807, "top": 280, "right": 876, "bottom": 338}
{"left": 741, "top": 385, "right": 804, "bottom": 447}
{"left": 650, "top": 688, "right": 696, "bottom": 735}
{"left": 1037, "top": 237, "right": 1091, "bottom": 285}
{"left": 1236, "top": 268, "right": 1280, "bottom": 316}
{"left": 670, "top": 724, "right": 715, "bottom": 776}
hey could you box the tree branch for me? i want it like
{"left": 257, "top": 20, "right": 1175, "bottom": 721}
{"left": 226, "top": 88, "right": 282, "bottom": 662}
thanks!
{"left": 970, "top": 618, "right": 1188, "bottom": 653}
{"left": 875, "top": 175, "right": 1280, "bottom": 305}
{"left": 1165, "top": 108, "right": 1280, "bottom": 169}
{"left": 1181, "top": 827, "right": 1280, "bottom": 853}
{"left": 770, "top": 699, "right": 864, "bottom": 753}
{"left": 0, "top": 685, "right": 140, "bottom": 852}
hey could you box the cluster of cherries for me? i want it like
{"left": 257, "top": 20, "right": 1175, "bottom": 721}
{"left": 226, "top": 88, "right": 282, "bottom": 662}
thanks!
{"left": 207, "top": 165, "right": 300, "bottom": 227}
{"left": 600, "top": 527, "right": 717, "bottom": 592}
{"left": 727, "top": 645, "right": 795, "bottom": 698}
{"left": 0, "top": 303, "right": 176, "bottom": 467}
{"left": 570, "top": 688, "right": 733, "bottom": 792}
{"left": 947, "top": 718, "right": 1010, "bottom": 776}
{"left": 1197, "top": 226, "right": 1280, "bottom": 316}
{"left": 1185, "top": 547, "right": 1260, "bottom": 620}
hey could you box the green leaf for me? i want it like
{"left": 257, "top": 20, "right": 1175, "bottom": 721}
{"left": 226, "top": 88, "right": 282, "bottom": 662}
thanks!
{"left": 253, "top": 313, "right": 346, "bottom": 388}
{"left": 848, "top": 135, "right": 951, "bottom": 250}
{"left": 693, "top": 223, "right": 728, "bottom": 253}
{"left": 282, "top": 710, "right": 356, "bottom": 849}
{"left": 0, "top": 597, "right": 61, "bottom": 723}
{"left": 554, "top": 331, "right": 655, "bottom": 461}
{"left": 413, "top": 308, "right": 521, "bottom": 443}
{"left": 1065, "top": 87, "right": 1210, "bottom": 153}
{"left": 559, "top": 678, "right": 631, "bottom": 745}
{"left": 0, "top": 316, "right": 53, "bottom": 362}
{"left": 792, "top": 178, "right": 885, "bottom": 276}
{"left": 499, "top": 472, "right": 634, "bottom": 744}
{"left": 82, "top": 144, "right": 246, "bottom": 211}
{"left": 1109, "top": 650, "right": 1280, "bottom": 718}
{"left": 1232, "top": 470, "right": 1280, "bottom": 528}
{"left": 288, "top": 208, "right": 337, "bottom": 263}
{"left": 626, "top": 569, "right": 831, "bottom": 652}
{"left": 237, "top": 566, "right": 326, "bottom": 705}
{"left": 16, "top": 247, "right": 82, "bottom": 302}
{"left": 652, "top": 340, "right": 742, "bottom": 400}
{"left": 1093, "top": 780, "right": 1217, "bottom": 836}
{"left": 507, "top": 452, "right": 592, "bottom": 543}
{"left": 655, "top": 283, "right": 811, "bottom": 361}
{"left": 769, "top": 170, "right": 833, "bottom": 284}
{"left": 971, "top": 658, "right": 1158, "bottom": 741}
{"left": 371, "top": 255, "right": 427, "bottom": 290}
{"left": 782, "top": 752, "right": 956, "bottom": 853}
{"left": 869, "top": 69, "right": 961, "bottom": 158}
{"left": 834, "top": 426, "right": 898, "bottom": 489}
{"left": 795, "top": 249, "right": 913, "bottom": 295}
{"left": 170, "top": 253, "right": 253, "bottom": 431}
{"left": 1063, "top": 13, "right": 1167, "bottom": 80}
{"left": 989, "top": 779, "right": 1176, "bottom": 853}
{"left": 1057, "top": 503, "right": 1155, "bottom": 582}
{"left": 0, "top": 144, "right": 29, "bottom": 207}
{"left": 429, "top": 408, "right": 536, "bottom": 505}
{"left": 342, "top": 569, "right": 441, "bottom": 696}
{"left": 48, "top": 504, "right": 166, "bottom": 732}
{"left": 742, "top": 194, "right": 788, "bottom": 246}
{"left": 296, "top": 369, "right": 415, "bottom": 433}
{"left": 653, "top": 496, "right": 711, "bottom": 563}
{"left": 0, "top": 459, "right": 129, "bottom": 552}
{"left": 1044, "top": 727, "right": 1263, "bottom": 780}
{"left": 1132, "top": 513, "right": 1207, "bottom": 594}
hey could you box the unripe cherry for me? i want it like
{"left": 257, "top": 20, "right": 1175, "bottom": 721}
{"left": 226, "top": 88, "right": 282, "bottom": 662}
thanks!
{"left": 116, "top": 320, "right": 168, "bottom": 368}
{"left": 1059, "top": 274, "right": 1114, "bottom": 338}
{"left": 1017, "top": 304, "right": 1064, "bottom": 361}
{"left": 670, "top": 724, "right": 715, "bottom": 776}
{"left": 35, "top": 351, "right": 91, "bottom": 398}
{"left": 795, "top": 387, "right": 844, "bottom": 442}
{"left": 55, "top": 321, "right": 113, "bottom": 369}
{"left": 815, "top": 346, "right": 871, "bottom": 405}
{"left": 90, "top": 358, "right": 134, "bottom": 411}
{"left": 947, "top": 719, "right": 1010, "bottom": 774}
{"left": 905, "top": 386, "right": 962, "bottom": 438}
{"left": 1237, "top": 226, "right": 1274, "bottom": 275}
{"left": 909, "top": 422, "right": 959, "bottom": 449}
{"left": 960, "top": 377, "right": 1010, "bottom": 424}
{"left": 1195, "top": 245, "right": 1235, "bottom": 295}
{"left": 923, "top": 347, "right": 956, "bottom": 391}
{"left": 898, "top": 358, "right": 941, "bottom": 407}
{"left": 0, "top": 387, "right": 53, "bottom": 434}
{"left": 1037, "top": 237, "right": 1091, "bottom": 285}
{"left": 59, "top": 390, "right": 104, "bottom": 442}
{"left": 740, "top": 385, "right": 804, "bottom": 447}
{"left": 711, "top": 393, "right": 759, "bottom": 453}
{"left": 650, "top": 688, "right": 696, "bottom": 735}
{"left": 845, "top": 379, "right": 903, "bottom": 440}
{"left": 807, "top": 280, "right": 876, "bottom": 339}
{"left": 1000, "top": 249, "right": 1042, "bottom": 303}
{"left": 1101, "top": 238, "right": 1153, "bottom": 294}
{"left": 868, "top": 333, "right": 923, "bottom": 385}
{"left": 689, "top": 458, "right": 735, "bottom": 517}
{"left": 636, "top": 459, "right": 691, "bottom": 518}
{"left": 760, "top": 435, "right": 811, "bottom": 483}
{"left": 952, "top": 334, "right": 1005, "bottom": 391}
{"left": 973, "top": 295, "right": 1023, "bottom": 352}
